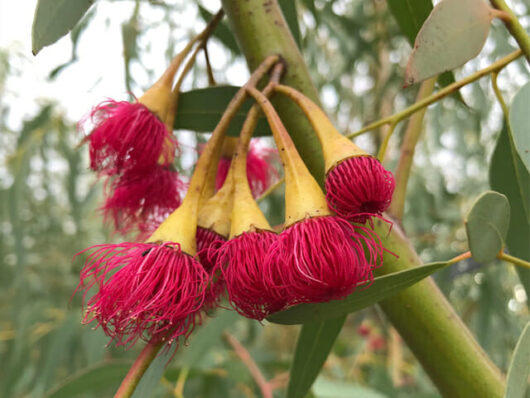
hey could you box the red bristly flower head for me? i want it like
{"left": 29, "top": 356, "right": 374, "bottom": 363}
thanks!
{"left": 196, "top": 227, "right": 227, "bottom": 309}
{"left": 75, "top": 241, "right": 208, "bottom": 348}
{"left": 267, "top": 216, "right": 383, "bottom": 305}
{"left": 325, "top": 156, "right": 395, "bottom": 223}
{"left": 271, "top": 85, "right": 395, "bottom": 223}
{"left": 215, "top": 230, "right": 286, "bottom": 320}
{"left": 87, "top": 100, "right": 177, "bottom": 175}
{"left": 215, "top": 139, "right": 279, "bottom": 198}
{"left": 102, "top": 166, "right": 186, "bottom": 236}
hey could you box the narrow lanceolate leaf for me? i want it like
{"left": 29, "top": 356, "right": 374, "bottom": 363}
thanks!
{"left": 509, "top": 82, "right": 530, "bottom": 174}
{"left": 404, "top": 0, "right": 495, "bottom": 86}
{"left": 45, "top": 362, "right": 131, "bottom": 398}
{"left": 287, "top": 317, "right": 346, "bottom": 398}
{"left": 504, "top": 322, "right": 530, "bottom": 398}
{"left": 465, "top": 191, "right": 510, "bottom": 264}
{"left": 490, "top": 124, "right": 530, "bottom": 305}
{"left": 174, "top": 86, "right": 272, "bottom": 137}
{"left": 267, "top": 261, "right": 449, "bottom": 324}
{"left": 32, "top": 0, "right": 94, "bottom": 55}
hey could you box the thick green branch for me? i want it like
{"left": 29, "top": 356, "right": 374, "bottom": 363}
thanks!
{"left": 221, "top": 0, "right": 324, "bottom": 182}
{"left": 222, "top": 0, "right": 506, "bottom": 396}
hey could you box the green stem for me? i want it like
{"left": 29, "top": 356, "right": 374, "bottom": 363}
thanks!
{"left": 115, "top": 342, "right": 162, "bottom": 398}
{"left": 388, "top": 77, "right": 437, "bottom": 221}
{"left": 256, "top": 177, "right": 285, "bottom": 203}
{"left": 222, "top": 0, "right": 506, "bottom": 396}
{"left": 498, "top": 252, "right": 530, "bottom": 270}
{"left": 347, "top": 49, "right": 522, "bottom": 139}
{"left": 221, "top": 0, "right": 324, "bottom": 183}
{"left": 490, "top": 0, "right": 530, "bottom": 64}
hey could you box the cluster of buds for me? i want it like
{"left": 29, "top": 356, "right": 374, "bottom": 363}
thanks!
{"left": 75, "top": 49, "right": 395, "bottom": 350}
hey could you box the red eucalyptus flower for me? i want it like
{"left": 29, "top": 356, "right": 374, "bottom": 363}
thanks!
{"left": 267, "top": 216, "right": 382, "bottom": 304}
{"left": 325, "top": 156, "right": 395, "bottom": 223}
{"left": 216, "top": 139, "right": 279, "bottom": 197}
{"left": 196, "top": 227, "right": 227, "bottom": 309}
{"left": 274, "top": 84, "right": 395, "bottom": 222}
{"left": 247, "top": 86, "right": 385, "bottom": 308}
{"left": 102, "top": 166, "right": 185, "bottom": 235}
{"left": 75, "top": 242, "right": 208, "bottom": 347}
{"left": 87, "top": 99, "right": 177, "bottom": 176}
{"left": 216, "top": 229, "right": 283, "bottom": 320}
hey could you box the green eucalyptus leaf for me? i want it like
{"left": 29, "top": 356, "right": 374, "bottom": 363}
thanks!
{"left": 44, "top": 362, "right": 131, "bottom": 398}
{"left": 404, "top": 0, "right": 494, "bottom": 86}
{"left": 509, "top": 81, "right": 530, "bottom": 174}
{"left": 174, "top": 86, "right": 272, "bottom": 136}
{"left": 287, "top": 317, "right": 346, "bottom": 398}
{"left": 490, "top": 124, "right": 530, "bottom": 304}
{"left": 465, "top": 191, "right": 510, "bottom": 263}
{"left": 504, "top": 322, "right": 530, "bottom": 398}
{"left": 131, "top": 348, "right": 173, "bottom": 398}
{"left": 386, "top": 0, "right": 462, "bottom": 99}
{"left": 32, "top": 0, "right": 94, "bottom": 55}
{"left": 267, "top": 261, "right": 449, "bottom": 324}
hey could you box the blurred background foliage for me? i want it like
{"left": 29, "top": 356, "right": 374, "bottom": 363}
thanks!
{"left": 0, "top": 0, "right": 529, "bottom": 397}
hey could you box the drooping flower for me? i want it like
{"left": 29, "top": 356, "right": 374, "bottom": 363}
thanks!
{"left": 75, "top": 83, "right": 234, "bottom": 347}
{"left": 215, "top": 137, "right": 279, "bottom": 198}
{"left": 325, "top": 156, "right": 395, "bottom": 223}
{"left": 76, "top": 242, "right": 208, "bottom": 347}
{"left": 216, "top": 229, "right": 281, "bottom": 320}
{"left": 274, "top": 84, "right": 395, "bottom": 223}
{"left": 248, "top": 86, "right": 383, "bottom": 305}
{"left": 87, "top": 99, "right": 177, "bottom": 176}
{"left": 102, "top": 166, "right": 186, "bottom": 236}
{"left": 267, "top": 216, "right": 382, "bottom": 304}
{"left": 195, "top": 226, "right": 227, "bottom": 309}
{"left": 213, "top": 85, "right": 287, "bottom": 320}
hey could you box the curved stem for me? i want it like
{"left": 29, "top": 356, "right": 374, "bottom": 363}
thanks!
{"left": 347, "top": 49, "right": 523, "bottom": 139}
{"left": 498, "top": 252, "right": 530, "bottom": 270}
{"left": 224, "top": 332, "right": 273, "bottom": 398}
{"left": 376, "top": 120, "right": 397, "bottom": 162}
{"left": 489, "top": 0, "right": 530, "bottom": 64}
{"left": 115, "top": 342, "right": 163, "bottom": 398}
{"left": 256, "top": 177, "right": 285, "bottom": 203}
{"left": 388, "top": 77, "right": 437, "bottom": 221}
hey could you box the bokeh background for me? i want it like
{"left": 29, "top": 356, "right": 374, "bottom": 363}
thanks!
{"left": 0, "top": 0, "right": 529, "bottom": 397}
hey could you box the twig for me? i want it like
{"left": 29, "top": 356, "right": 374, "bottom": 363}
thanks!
{"left": 347, "top": 49, "right": 523, "bottom": 140}
{"left": 498, "top": 252, "right": 530, "bottom": 270}
{"left": 489, "top": 0, "right": 530, "bottom": 64}
{"left": 448, "top": 251, "right": 472, "bottom": 265}
{"left": 224, "top": 332, "right": 273, "bottom": 398}
{"left": 388, "top": 77, "right": 437, "bottom": 221}
{"left": 114, "top": 342, "right": 163, "bottom": 398}
{"left": 256, "top": 177, "right": 285, "bottom": 203}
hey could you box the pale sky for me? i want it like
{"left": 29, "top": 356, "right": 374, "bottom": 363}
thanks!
{"left": 0, "top": 0, "right": 248, "bottom": 131}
